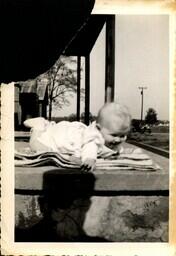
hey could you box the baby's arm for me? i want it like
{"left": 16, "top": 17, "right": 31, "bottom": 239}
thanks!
{"left": 81, "top": 141, "right": 98, "bottom": 172}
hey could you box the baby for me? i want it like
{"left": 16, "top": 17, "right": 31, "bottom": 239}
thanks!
{"left": 24, "top": 102, "right": 131, "bottom": 171}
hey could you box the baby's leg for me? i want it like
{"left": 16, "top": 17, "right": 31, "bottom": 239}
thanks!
{"left": 24, "top": 117, "right": 49, "bottom": 131}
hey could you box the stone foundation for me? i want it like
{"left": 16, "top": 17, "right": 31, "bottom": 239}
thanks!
{"left": 15, "top": 194, "right": 168, "bottom": 242}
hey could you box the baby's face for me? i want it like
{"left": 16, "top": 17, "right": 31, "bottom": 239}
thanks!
{"left": 99, "top": 126, "right": 127, "bottom": 151}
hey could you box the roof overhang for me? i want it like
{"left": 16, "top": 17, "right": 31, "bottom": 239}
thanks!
{"left": 0, "top": 0, "right": 95, "bottom": 83}
{"left": 64, "top": 15, "right": 108, "bottom": 56}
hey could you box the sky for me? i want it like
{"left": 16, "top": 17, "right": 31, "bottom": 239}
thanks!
{"left": 54, "top": 15, "right": 169, "bottom": 121}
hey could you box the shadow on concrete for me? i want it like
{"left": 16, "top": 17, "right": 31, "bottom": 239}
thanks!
{"left": 15, "top": 169, "right": 109, "bottom": 242}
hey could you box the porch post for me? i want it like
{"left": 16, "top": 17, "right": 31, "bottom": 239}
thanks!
{"left": 105, "top": 15, "right": 115, "bottom": 102}
{"left": 76, "top": 56, "right": 81, "bottom": 121}
{"left": 85, "top": 55, "right": 90, "bottom": 125}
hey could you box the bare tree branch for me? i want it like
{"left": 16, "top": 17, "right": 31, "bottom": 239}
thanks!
{"left": 42, "top": 56, "right": 84, "bottom": 119}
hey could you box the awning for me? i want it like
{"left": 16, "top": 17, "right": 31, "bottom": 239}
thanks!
{"left": 64, "top": 15, "right": 108, "bottom": 56}
{"left": 0, "top": 0, "right": 95, "bottom": 83}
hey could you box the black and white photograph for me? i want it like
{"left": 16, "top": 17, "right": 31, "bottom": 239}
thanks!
{"left": 1, "top": 0, "right": 175, "bottom": 254}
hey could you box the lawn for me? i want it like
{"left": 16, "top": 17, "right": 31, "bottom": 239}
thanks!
{"left": 128, "top": 132, "right": 169, "bottom": 151}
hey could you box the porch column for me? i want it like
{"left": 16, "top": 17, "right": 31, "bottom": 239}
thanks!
{"left": 105, "top": 15, "right": 115, "bottom": 102}
{"left": 85, "top": 55, "right": 90, "bottom": 125}
{"left": 76, "top": 56, "right": 81, "bottom": 121}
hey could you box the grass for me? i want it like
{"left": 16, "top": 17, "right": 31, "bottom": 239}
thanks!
{"left": 128, "top": 132, "right": 169, "bottom": 151}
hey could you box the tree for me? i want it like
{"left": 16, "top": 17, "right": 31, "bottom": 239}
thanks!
{"left": 145, "top": 108, "right": 158, "bottom": 125}
{"left": 80, "top": 112, "right": 95, "bottom": 123}
{"left": 39, "top": 56, "right": 84, "bottom": 120}
{"left": 68, "top": 113, "right": 77, "bottom": 122}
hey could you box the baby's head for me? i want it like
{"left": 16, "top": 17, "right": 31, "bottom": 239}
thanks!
{"left": 96, "top": 102, "right": 131, "bottom": 150}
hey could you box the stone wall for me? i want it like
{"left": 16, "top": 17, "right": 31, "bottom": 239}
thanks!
{"left": 15, "top": 194, "right": 168, "bottom": 242}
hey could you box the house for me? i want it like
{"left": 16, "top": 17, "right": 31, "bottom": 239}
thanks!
{"left": 14, "top": 78, "right": 48, "bottom": 130}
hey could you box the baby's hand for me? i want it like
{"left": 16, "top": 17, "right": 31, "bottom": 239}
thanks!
{"left": 81, "top": 158, "right": 96, "bottom": 172}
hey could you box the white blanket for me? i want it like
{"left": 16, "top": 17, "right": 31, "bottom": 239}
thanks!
{"left": 15, "top": 147, "right": 161, "bottom": 171}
